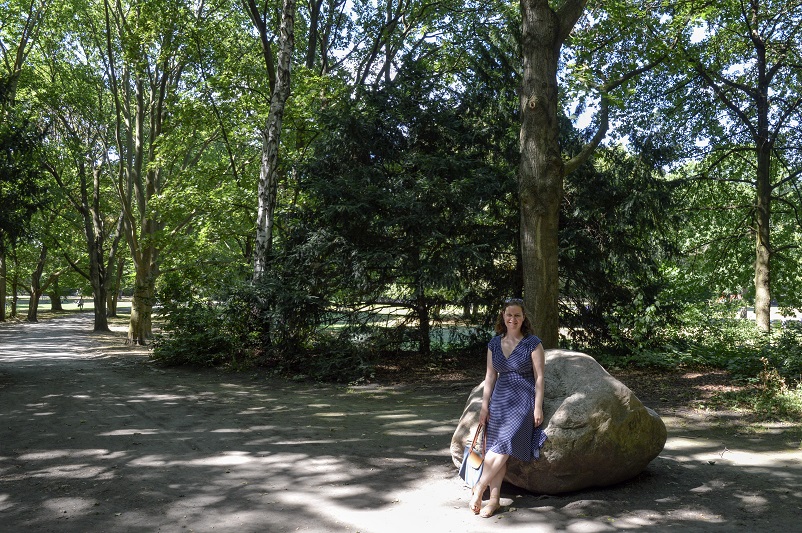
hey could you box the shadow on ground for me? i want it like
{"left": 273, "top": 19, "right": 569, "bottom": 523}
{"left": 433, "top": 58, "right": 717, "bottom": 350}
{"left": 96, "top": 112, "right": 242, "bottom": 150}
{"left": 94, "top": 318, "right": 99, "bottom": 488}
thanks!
{"left": 1, "top": 315, "right": 800, "bottom": 532}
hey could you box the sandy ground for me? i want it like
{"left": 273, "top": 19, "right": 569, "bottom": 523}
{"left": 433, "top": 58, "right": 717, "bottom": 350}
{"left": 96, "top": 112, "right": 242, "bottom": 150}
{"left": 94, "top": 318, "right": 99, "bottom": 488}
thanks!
{"left": 1, "top": 314, "right": 801, "bottom": 533}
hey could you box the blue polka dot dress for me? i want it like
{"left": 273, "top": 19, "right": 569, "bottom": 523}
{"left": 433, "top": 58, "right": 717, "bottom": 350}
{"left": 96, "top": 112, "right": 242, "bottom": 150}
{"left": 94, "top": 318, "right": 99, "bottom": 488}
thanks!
{"left": 486, "top": 334, "right": 547, "bottom": 461}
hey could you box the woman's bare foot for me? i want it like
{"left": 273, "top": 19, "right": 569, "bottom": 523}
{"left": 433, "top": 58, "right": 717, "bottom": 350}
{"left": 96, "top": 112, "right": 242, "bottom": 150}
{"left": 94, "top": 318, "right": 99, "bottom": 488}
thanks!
{"left": 480, "top": 498, "right": 500, "bottom": 518}
{"left": 469, "top": 485, "right": 484, "bottom": 514}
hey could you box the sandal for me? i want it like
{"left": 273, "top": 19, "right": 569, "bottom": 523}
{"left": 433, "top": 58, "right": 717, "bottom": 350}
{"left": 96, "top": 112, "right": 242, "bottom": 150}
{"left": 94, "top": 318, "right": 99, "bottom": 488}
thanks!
{"left": 469, "top": 484, "right": 484, "bottom": 514}
{"left": 480, "top": 498, "right": 501, "bottom": 518}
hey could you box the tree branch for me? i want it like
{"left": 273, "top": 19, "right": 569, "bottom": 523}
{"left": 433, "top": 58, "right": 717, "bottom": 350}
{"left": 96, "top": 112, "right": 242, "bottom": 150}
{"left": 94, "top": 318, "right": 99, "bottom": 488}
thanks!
{"left": 555, "top": 0, "right": 589, "bottom": 43}
{"left": 243, "top": 0, "right": 276, "bottom": 94}
{"left": 563, "top": 56, "right": 664, "bottom": 177}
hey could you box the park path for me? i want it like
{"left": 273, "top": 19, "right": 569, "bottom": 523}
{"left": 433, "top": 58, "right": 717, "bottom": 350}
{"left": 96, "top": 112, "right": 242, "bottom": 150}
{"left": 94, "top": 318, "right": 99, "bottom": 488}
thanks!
{"left": 1, "top": 314, "right": 801, "bottom": 532}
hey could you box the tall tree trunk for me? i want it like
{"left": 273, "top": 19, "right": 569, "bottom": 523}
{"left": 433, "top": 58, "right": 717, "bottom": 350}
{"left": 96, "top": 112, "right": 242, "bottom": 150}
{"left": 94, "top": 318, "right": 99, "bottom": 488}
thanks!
{"left": 753, "top": 143, "right": 772, "bottom": 333}
{"left": 46, "top": 156, "right": 112, "bottom": 331}
{"left": 104, "top": 214, "right": 125, "bottom": 319}
{"left": 0, "top": 243, "right": 6, "bottom": 322}
{"left": 129, "top": 257, "right": 156, "bottom": 345}
{"left": 103, "top": 0, "right": 179, "bottom": 344}
{"left": 413, "top": 263, "right": 430, "bottom": 354}
{"left": 253, "top": 0, "right": 297, "bottom": 281}
{"left": 11, "top": 251, "right": 19, "bottom": 317}
{"left": 416, "top": 298, "right": 431, "bottom": 356}
{"left": 306, "top": 0, "right": 322, "bottom": 69}
{"left": 27, "top": 244, "right": 47, "bottom": 322}
{"left": 107, "top": 255, "right": 124, "bottom": 318}
{"left": 48, "top": 277, "right": 63, "bottom": 312}
{"left": 87, "top": 165, "right": 110, "bottom": 332}
{"left": 752, "top": 33, "right": 773, "bottom": 334}
{"left": 519, "top": 0, "right": 586, "bottom": 348}
{"left": 127, "top": 203, "right": 160, "bottom": 344}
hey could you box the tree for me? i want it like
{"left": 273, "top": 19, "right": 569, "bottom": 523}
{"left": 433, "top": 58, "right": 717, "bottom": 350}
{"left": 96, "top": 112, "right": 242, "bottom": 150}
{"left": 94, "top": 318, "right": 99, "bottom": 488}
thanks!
{"left": 0, "top": 0, "right": 50, "bottom": 321}
{"left": 247, "top": 0, "right": 298, "bottom": 280}
{"left": 0, "top": 114, "right": 46, "bottom": 321}
{"left": 38, "top": 20, "right": 124, "bottom": 332}
{"left": 560, "top": 124, "right": 681, "bottom": 348}
{"left": 23, "top": 215, "right": 70, "bottom": 322}
{"left": 298, "top": 59, "right": 516, "bottom": 353}
{"left": 518, "top": 0, "right": 666, "bottom": 347}
{"left": 301, "top": 0, "right": 351, "bottom": 74}
{"left": 98, "top": 0, "right": 225, "bottom": 343}
{"left": 642, "top": 0, "right": 802, "bottom": 332}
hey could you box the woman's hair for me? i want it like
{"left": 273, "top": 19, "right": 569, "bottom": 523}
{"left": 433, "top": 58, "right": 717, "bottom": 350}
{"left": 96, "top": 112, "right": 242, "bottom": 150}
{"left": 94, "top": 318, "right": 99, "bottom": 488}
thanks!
{"left": 494, "top": 298, "right": 534, "bottom": 336}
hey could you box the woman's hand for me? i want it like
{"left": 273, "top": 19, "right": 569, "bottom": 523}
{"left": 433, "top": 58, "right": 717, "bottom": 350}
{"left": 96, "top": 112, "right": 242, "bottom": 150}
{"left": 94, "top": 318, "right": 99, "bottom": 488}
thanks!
{"left": 479, "top": 406, "right": 489, "bottom": 426}
{"left": 533, "top": 406, "right": 544, "bottom": 427}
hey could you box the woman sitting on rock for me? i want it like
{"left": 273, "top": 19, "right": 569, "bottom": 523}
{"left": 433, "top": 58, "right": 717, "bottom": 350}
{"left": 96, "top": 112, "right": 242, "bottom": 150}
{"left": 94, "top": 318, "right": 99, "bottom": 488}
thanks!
{"left": 469, "top": 298, "right": 547, "bottom": 518}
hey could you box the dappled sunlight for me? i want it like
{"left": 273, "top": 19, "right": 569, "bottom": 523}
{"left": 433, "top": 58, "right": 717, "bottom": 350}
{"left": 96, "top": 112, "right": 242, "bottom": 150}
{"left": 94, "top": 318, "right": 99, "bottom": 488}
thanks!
{"left": 17, "top": 449, "right": 127, "bottom": 461}
{"left": 3, "top": 316, "right": 802, "bottom": 531}
{"left": 126, "top": 394, "right": 186, "bottom": 402}
{"left": 384, "top": 428, "right": 443, "bottom": 437}
{"left": 663, "top": 436, "right": 723, "bottom": 451}
{"left": 382, "top": 417, "right": 439, "bottom": 427}
{"left": 43, "top": 496, "right": 100, "bottom": 514}
{"left": 28, "top": 463, "right": 112, "bottom": 480}
{"left": 374, "top": 412, "right": 417, "bottom": 420}
{"left": 100, "top": 429, "right": 160, "bottom": 436}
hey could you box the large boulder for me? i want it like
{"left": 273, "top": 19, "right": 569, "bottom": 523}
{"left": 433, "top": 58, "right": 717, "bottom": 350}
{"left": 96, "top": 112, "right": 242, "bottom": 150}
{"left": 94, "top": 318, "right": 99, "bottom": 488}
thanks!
{"left": 451, "top": 349, "right": 666, "bottom": 494}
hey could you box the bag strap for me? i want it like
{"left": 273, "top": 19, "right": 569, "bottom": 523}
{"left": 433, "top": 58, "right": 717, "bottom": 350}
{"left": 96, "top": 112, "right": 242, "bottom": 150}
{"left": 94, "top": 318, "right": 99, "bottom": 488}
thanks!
{"left": 469, "top": 422, "right": 487, "bottom": 454}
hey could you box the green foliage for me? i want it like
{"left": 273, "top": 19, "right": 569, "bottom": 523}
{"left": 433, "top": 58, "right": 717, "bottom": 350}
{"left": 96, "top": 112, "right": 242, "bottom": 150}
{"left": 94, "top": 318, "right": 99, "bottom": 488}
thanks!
{"left": 701, "top": 357, "right": 802, "bottom": 422}
{"left": 292, "top": 57, "right": 519, "bottom": 351}
{"left": 595, "top": 299, "right": 802, "bottom": 396}
{"left": 152, "top": 259, "right": 380, "bottom": 382}
{"left": 559, "top": 121, "right": 682, "bottom": 352}
{"left": 151, "top": 300, "right": 236, "bottom": 367}
{"left": 0, "top": 112, "right": 47, "bottom": 251}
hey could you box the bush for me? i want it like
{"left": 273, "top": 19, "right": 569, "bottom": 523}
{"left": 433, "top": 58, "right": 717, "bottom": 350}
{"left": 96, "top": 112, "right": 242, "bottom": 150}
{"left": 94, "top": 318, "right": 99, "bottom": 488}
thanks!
{"left": 151, "top": 280, "right": 381, "bottom": 383}
{"left": 591, "top": 300, "right": 802, "bottom": 388}
{"left": 151, "top": 301, "right": 238, "bottom": 367}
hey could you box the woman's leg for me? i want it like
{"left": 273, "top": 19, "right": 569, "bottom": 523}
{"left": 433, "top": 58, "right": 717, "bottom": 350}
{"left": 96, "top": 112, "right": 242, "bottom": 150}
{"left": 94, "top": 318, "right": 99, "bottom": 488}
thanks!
{"left": 480, "top": 461, "right": 506, "bottom": 518}
{"left": 469, "top": 451, "right": 508, "bottom": 513}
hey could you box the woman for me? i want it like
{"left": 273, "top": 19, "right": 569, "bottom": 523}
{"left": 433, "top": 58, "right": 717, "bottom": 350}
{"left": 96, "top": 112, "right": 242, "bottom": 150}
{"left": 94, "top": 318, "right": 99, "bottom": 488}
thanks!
{"left": 469, "top": 298, "right": 547, "bottom": 517}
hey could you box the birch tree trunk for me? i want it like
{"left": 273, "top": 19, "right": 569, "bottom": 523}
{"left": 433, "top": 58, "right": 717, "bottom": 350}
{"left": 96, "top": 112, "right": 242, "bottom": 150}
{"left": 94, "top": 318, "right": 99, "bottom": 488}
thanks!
{"left": 252, "top": 0, "right": 297, "bottom": 281}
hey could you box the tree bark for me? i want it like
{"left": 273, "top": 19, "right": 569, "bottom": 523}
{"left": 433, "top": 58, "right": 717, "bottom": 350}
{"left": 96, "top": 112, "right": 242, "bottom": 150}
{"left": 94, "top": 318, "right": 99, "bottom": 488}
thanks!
{"left": 48, "top": 277, "right": 63, "bottom": 312}
{"left": 306, "top": 0, "right": 323, "bottom": 69}
{"left": 128, "top": 258, "right": 156, "bottom": 346}
{"left": 0, "top": 244, "right": 6, "bottom": 321}
{"left": 752, "top": 22, "right": 773, "bottom": 333}
{"left": 253, "top": 0, "right": 297, "bottom": 281}
{"left": 107, "top": 255, "right": 124, "bottom": 318}
{"left": 11, "top": 251, "right": 19, "bottom": 317}
{"left": 87, "top": 164, "right": 110, "bottom": 332}
{"left": 26, "top": 244, "right": 47, "bottom": 323}
{"left": 753, "top": 122, "right": 772, "bottom": 332}
{"left": 518, "top": 0, "right": 587, "bottom": 348}
{"left": 45, "top": 155, "right": 112, "bottom": 331}
{"left": 103, "top": 0, "right": 177, "bottom": 344}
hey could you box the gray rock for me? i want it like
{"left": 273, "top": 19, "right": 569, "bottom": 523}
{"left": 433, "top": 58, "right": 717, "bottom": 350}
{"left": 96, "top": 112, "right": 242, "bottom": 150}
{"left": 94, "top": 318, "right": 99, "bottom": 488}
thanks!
{"left": 451, "top": 349, "right": 666, "bottom": 494}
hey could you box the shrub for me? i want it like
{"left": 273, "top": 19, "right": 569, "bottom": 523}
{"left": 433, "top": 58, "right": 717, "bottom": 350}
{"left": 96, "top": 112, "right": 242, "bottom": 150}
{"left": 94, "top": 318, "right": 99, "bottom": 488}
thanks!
{"left": 151, "top": 301, "right": 237, "bottom": 367}
{"left": 151, "top": 280, "right": 381, "bottom": 383}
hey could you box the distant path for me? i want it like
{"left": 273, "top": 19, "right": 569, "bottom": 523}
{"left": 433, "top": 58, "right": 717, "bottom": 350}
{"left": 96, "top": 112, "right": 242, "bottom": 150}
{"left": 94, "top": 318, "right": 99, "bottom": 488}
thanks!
{"left": 1, "top": 315, "right": 801, "bottom": 532}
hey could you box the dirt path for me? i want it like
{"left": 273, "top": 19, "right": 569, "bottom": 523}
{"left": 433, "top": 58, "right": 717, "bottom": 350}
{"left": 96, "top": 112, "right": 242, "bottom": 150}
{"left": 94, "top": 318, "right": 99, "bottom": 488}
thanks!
{"left": 1, "top": 315, "right": 801, "bottom": 532}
